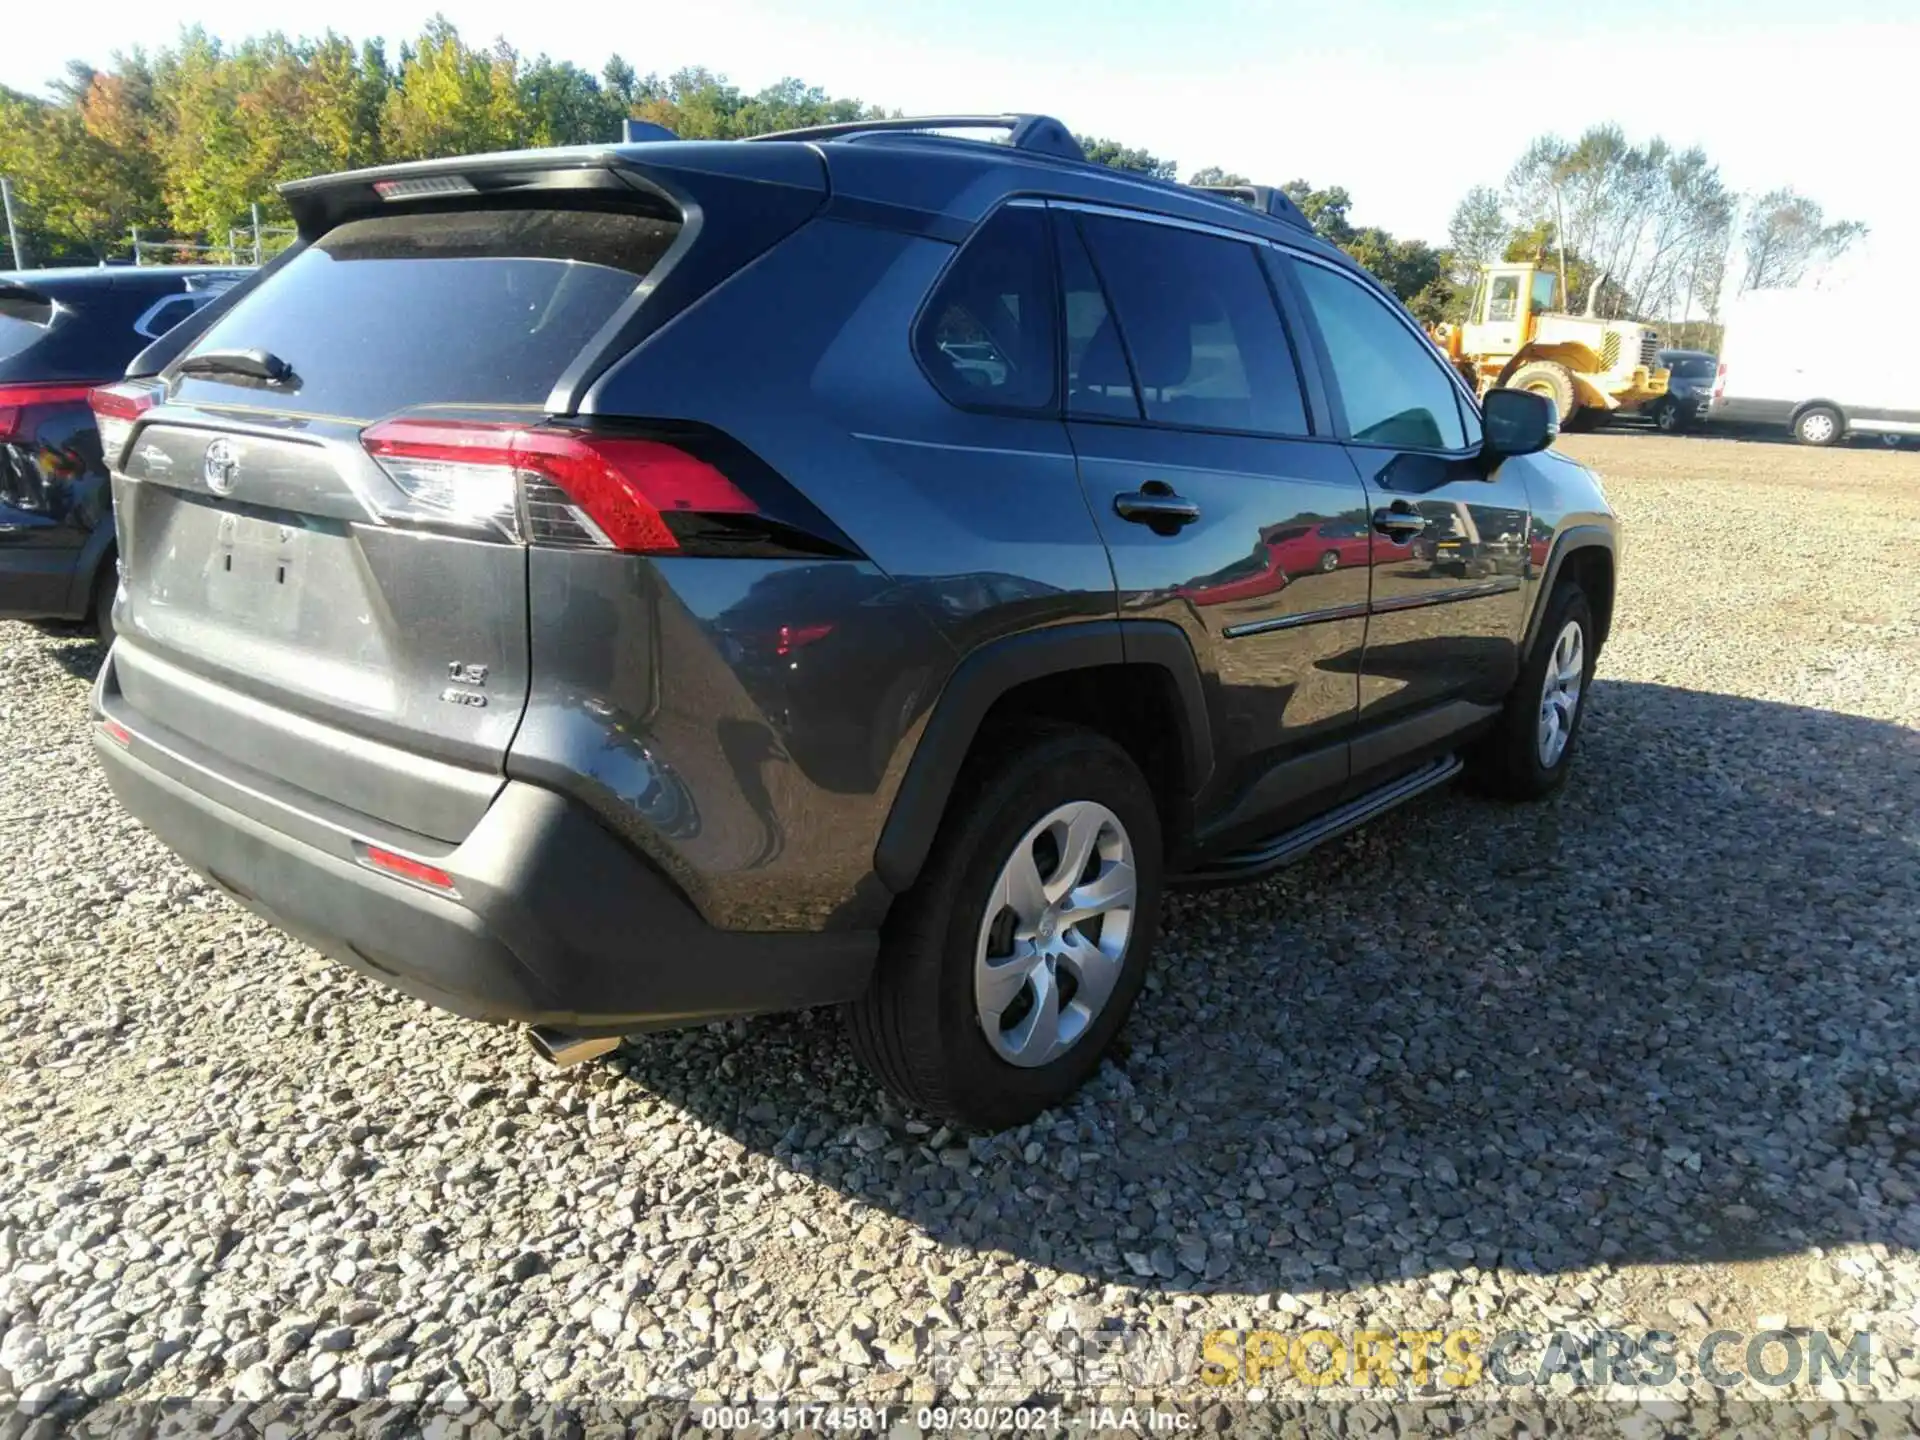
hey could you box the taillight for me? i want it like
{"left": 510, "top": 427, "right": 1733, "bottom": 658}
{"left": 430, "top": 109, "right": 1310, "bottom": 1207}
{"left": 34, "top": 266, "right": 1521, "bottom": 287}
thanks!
{"left": 360, "top": 418, "right": 848, "bottom": 559}
{"left": 0, "top": 381, "right": 103, "bottom": 444}
{"left": 1712, "top": 362, "right": 1727, "bottom": 404}
{"left": 89, "top": 383, "right": 162, "bottom": 467}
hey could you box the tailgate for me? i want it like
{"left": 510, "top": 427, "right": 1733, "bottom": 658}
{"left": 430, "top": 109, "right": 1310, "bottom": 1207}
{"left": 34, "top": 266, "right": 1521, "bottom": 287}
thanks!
{"left": 111, "top": 420, "right": 530, "bottom": 840}
{"left": 105, "top": 195, "right": 688, "bottom": 842}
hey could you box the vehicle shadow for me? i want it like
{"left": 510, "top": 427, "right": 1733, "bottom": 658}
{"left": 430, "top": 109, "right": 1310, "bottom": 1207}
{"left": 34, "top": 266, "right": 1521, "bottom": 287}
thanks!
{"left": 34, "top": 625, "right": 106, "bottom": 684}
{"left": 1586, "top": 418, "right": 1913, "bottom": 451}
{"left": 605, "top": 679, "right": 1920, "bottom": 1292}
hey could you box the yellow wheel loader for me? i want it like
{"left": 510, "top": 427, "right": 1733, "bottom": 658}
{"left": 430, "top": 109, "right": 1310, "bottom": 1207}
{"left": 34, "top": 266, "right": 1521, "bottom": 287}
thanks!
{"left": 1432, "top": 264, "right": 1669, "bottom": 429}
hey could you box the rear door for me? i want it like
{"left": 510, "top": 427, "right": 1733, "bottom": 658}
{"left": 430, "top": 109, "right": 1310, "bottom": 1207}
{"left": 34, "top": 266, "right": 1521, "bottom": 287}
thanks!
{"left": 1057, "top": 207, "right": 1371, "bottom": 844}
{"left": 107, "top": 201, "right": 689, "bottom": 841}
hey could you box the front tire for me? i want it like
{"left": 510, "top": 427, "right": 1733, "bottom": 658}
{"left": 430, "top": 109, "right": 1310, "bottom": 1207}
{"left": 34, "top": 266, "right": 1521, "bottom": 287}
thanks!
{"left": 1794, "top": 405, "right": 1843, "bottom": 447}
{"left": 1468, "top": 581, "right": 1595, "bottom": 800}
{"left": 1653, "top": 397, "right": 1685, "bottom": 434}
{"left": 1317, "top": 549, "right": 1340, "bottom": 572}
{"left": 846, "top": 724, "right": 1163, "bottom": 1130}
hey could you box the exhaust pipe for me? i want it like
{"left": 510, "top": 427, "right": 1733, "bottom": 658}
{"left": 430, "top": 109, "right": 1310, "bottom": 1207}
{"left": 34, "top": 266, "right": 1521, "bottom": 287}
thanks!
{"left": 527, "top": 1026, "right": 622, "bottom": 1068}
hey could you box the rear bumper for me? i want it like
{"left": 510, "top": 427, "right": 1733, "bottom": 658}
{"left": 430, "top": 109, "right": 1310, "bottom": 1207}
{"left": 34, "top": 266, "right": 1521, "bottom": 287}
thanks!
{"left": 92, "top": 714, "right": 878, "bottom": 1033}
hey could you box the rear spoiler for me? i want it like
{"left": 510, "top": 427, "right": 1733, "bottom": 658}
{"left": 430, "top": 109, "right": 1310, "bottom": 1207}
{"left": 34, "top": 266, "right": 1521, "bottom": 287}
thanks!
{"left": 275, "top": 143, "right": 824, "bottom": 237}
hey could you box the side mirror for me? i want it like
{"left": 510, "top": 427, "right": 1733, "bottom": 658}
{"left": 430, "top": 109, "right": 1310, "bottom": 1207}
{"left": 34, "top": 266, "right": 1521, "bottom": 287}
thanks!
{"left": 1482, "top": 387, "right": 1557, "bottom": 457}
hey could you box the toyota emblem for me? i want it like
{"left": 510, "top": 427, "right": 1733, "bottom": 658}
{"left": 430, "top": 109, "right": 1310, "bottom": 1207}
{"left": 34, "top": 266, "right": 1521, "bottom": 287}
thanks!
{"left": 203, "top": 438, "right": 240, "bottom": 496}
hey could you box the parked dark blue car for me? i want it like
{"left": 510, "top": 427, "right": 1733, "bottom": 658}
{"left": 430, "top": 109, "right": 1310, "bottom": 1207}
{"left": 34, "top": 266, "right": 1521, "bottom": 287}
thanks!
{"left": 1649, "top": 348, "right": 1717, "bottom": 433}
{"left": 1, "top": 265, "right": 245, "bottom": 640}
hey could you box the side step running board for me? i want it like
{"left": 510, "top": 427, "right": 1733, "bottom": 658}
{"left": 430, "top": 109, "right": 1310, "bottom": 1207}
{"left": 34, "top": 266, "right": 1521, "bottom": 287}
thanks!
{"left": 1178, "top": 754, "right": 1463, "bottom": 885}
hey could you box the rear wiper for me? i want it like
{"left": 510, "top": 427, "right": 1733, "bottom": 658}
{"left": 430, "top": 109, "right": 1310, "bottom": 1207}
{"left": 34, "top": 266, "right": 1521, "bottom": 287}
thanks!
{"left": 177, "top": 348, "right": 293, "bottom": 384}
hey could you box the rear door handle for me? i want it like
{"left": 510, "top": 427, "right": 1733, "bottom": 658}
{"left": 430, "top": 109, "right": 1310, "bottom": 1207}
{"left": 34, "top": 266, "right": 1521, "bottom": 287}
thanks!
{"left": 1372, "top": 507, "right": 1427, "bottom": 539}
{"left": 1114, "top": 483, "right": 1200, "bottom": 529}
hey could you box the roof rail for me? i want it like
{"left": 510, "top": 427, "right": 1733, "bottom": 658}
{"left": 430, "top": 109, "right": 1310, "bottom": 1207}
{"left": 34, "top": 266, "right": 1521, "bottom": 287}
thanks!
{"left": 744, "top": 113, "right": 1085, "bottom": 162}
{"left": 1191, "top": 184, "right": 1314, "bottom": 234}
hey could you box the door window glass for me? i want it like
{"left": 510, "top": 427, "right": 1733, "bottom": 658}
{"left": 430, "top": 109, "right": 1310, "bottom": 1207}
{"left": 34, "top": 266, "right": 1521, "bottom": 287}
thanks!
{"left": 1487, "top": 275, "right": 1520, "bottom": 322}
{"left": 1293, "top": 261, "right": 1470, "bottom": 451}
{"left": 1077, "top": 213, "right": 1310, "bottom": 436}
{"left": 1054, "top": 215, "right": 1140, "bottom": 420}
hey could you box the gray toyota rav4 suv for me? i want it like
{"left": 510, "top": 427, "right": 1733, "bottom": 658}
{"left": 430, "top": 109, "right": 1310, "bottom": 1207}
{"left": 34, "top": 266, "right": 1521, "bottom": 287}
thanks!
{"left": 91, "top": 114, "right": 1617, "bottom": 1129}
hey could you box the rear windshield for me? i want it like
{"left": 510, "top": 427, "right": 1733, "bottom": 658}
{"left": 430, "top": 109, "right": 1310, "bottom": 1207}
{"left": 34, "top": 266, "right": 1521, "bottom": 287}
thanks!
{"left": 176, "top": 205, "right": 681, "bottom": 419}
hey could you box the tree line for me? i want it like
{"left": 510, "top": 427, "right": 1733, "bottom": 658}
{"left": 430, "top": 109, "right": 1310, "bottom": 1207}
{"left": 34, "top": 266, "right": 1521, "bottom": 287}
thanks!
{"left": 2, "top": 18, "right": 1863, "bottom": 339}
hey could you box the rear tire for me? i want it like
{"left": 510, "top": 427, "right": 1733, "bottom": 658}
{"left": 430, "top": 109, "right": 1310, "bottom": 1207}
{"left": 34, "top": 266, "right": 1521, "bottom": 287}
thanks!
{"left": 1794, "top": 405, "right": 1843, "bottom": 447}
{"left": 846, "top": 723, "right": 1163, "bottom": 1131}
{"left": 1467, "top": 581, "right": 1595, "bottom": 801}
{"left": 91, "top": 556, "right": 118, "bottom": 650}
{"left": 1508, "top": 360, "right": 1579, "bottom": 427}
{"left": 1317, "top": 549, "right": 1340, "bottom": 572}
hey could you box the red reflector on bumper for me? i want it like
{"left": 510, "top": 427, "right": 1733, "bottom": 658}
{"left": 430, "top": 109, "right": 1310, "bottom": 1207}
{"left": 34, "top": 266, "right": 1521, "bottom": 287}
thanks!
{"left": 361, "top": 845, "right": 457, "bottom": 892}
{"left": 101, "top": 718, "right": 133, "bottom": 747}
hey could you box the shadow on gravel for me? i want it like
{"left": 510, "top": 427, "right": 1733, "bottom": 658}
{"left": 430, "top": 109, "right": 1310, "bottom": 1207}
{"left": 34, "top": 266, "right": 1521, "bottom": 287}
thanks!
{"left": 36, "top": 627, "right": 107, "bottom": 684}
{"left": 609, "top": 679, "right": 1920, "bottom": 1293}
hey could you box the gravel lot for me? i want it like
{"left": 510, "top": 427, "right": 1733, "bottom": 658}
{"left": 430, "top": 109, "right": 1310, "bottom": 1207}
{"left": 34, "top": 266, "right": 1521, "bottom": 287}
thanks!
{"left": 3, "top": 430, "right": 1918, "bottom": 1424}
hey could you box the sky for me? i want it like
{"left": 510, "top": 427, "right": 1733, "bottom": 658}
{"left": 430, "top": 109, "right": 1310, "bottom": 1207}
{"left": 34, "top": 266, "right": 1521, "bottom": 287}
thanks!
{"left": 4, "top": 0, "right": 1915, "bottom": 274}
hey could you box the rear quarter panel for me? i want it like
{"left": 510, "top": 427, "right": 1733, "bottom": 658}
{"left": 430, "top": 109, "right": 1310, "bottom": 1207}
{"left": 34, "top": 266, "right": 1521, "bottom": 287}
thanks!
{"left": 518, "top": 216, "right": 1115, "bottom": 930}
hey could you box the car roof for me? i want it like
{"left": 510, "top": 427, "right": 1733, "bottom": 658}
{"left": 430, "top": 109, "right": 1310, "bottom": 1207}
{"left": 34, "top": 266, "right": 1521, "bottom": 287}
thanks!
{"left": 284, "top": 120, "right": 1357, "bottom": 275}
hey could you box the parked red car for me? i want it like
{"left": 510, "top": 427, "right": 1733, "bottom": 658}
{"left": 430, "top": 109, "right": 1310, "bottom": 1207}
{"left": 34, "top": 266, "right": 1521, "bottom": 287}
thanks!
{"left": 1267, "top": 518, "right": 1372, "bottom": 575}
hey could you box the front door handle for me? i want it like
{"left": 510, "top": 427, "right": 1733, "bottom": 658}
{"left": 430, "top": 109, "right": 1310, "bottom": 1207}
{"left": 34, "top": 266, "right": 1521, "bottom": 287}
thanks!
{"left": 1372, "top": 506, "right": 1427, "bottom": 539}
{"left": 1115, "top": 482, "right": 1200, "bottom": 529}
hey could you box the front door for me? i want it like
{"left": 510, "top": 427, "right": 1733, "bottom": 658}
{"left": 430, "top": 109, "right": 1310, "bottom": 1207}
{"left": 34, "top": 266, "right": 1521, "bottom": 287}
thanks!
{"left": 1053, "top": 207, "right": 1371, "bottom": 840}
{"left": 1282, "top": 254, "right": 1531, "bottom": 773}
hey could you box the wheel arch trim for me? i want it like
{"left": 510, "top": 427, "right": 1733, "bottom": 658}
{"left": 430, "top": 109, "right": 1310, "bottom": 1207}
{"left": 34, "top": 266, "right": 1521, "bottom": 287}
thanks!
{"left": 1522, "top": 525, "right": 1616, "bottom": 663}
{"left": 873, "top": 620, "right": 1213, "bottom": 893}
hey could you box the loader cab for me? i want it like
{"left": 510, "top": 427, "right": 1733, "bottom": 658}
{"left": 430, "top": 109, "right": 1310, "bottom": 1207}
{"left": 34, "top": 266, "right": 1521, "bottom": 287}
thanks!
{"left": 1465, "top": 264, "right": 1560, "bottom": 358}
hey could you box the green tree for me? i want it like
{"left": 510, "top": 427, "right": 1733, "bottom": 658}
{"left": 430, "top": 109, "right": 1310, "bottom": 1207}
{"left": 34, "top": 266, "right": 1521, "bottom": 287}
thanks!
{"left": 1077, "top": 136, "right": 1177, "bottom": 180}
{"left": 1279, "top": 180, "right": 1354, "bottom": 243}
{"left": 520, "top": 57, "right": 622, "bottom": 146}
{"left": 1187, "top": 166, "right": 1250, "bottom": 187}
{"left": 1344, "top": 228, "right": 1452, "bottom": 324}
{"left": 380, "top": 18, "right": 528, "bottom": 160}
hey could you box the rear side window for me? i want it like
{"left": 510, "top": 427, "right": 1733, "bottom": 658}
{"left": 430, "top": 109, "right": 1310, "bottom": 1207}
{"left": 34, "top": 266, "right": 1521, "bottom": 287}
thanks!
{"left": 179, "top": 205, "right": 680, "bottom": 419}
{"left": 916, "top": 206, "right": 1057, "bottom": 413}
{"left": 1077, "top": 214, "right": 1309, "bottom": 437}
{"left": 1291, "top": 260, "right": 1468, "bottom": 451}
